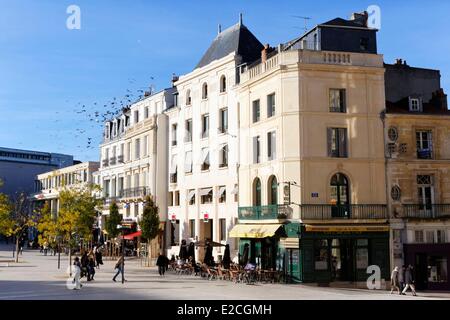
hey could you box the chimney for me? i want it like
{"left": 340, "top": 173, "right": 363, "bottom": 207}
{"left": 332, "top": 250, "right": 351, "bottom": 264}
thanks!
{"left": 395, "top": 58, "right": 403, "bottom": 66}
{"left": 431, "top": 88, "right": 448, "bottom": 111}
{"left": 350, "top": 11, "right": 368, "bottom": 27}
{"left": 144, "top": 91, "right": 151, "bottom": 97}
{"left": 171, "top": 73, "right": 179, "bottom": 85}
{"left": 239, "top": 13, "right": 243, "bottom": 26}
{"left": 261, "top": 44, "right": 270, "bottom": 63}
{"left": 218, "top": 24, "right": 222, "bottom": 35}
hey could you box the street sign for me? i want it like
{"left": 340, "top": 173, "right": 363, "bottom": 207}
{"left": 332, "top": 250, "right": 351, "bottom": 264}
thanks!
{"left": 203, "top": 213, "right": 209, "bottom": 223}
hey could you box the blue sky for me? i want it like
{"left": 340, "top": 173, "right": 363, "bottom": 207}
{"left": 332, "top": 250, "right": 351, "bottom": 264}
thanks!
{"left": 1, "top": 0, "right": 449, "bottom": 162}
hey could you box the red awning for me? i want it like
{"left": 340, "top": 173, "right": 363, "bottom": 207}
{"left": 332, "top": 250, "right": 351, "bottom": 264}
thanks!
{"left": 123, "top": 231, "right": 142, "bottom": 240}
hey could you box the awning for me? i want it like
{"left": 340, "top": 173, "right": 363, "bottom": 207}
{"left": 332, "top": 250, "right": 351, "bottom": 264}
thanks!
{"left": 231, "top": 186, "right": 239, "bottom": 195}
{"left": 304, "top": 225, "right": 389, "bottom": 233}
{"left": 187, "top": 190, "right": 196, "bottom": 201}
{"left": 170, "top": 155, "right": 177, "bottom": 174}
{"left": 122, "top": 231, "right": 142, "bottom": 240}
{"left": 229, "top": 224, "right": 283, "bottom": 239}
{"left": 218, "top": 186, "right": 226, "bottom": 197}
{"left": 199, "top": 188, "right": 213, "bottom": 196}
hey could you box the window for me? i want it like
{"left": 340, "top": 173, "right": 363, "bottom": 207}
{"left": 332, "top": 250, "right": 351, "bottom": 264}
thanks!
{"left": 127, "top": 142, "right": 132, "bottom": 162}
{"left": 330, "top": 173, "right": 350, "bottom": 217}
{"left": 253, "top": 178, "right": 262, "bottom": 206}
{"left": 219, "top": 108, "right": 228, "bottom": 133}
{"left": 409, "top": 98, "right": 421, "bottom": 112}
{"left": 220, "top": 75, "right": 226, "bottom": 93}
{"left": 388, "top": 127, "right": 399, "bottom": 142}
{"left": 253, "top": 136, "right": 261, "bottom": 164}
{"left": 171, "top": 220, "right": 180, "bottom": 246}
{"left": 186, "top": 90, "right": 192, "bottom": 106}
{"left": 391, "top": 186, "right": 401, "bottom": 201}
{"left": 437, "top": 230, "right": 447, "bottom": 243}
{"left": 267, "top": 93, "right": 276, "bottom": 118}
{"left": 360, "top": 37, "right": 369, "bottom": 51}
{"left": 268, "top": 176, "right": 278, "bottom": 205}
{"left": 144, "top": 107, "right": 149, "bottom": 119}
{"left": 135, "top": 138, "right": 140, "bottom": 159}
{"left": 416, "top": 131, "right": 433, "bottom": 159}
{"left": 252, "top": 99, "right": 260, "bottom": 123}
{"left": 267, "top": 131, "right": 276, "bottom": 160}
{"left": 327, "top": 128, "right": 348, "bottom": 158}
{"left": 168, "top": 191, "right": 174, "bottom": 206}
{"left": 232, "top": 184, "right": 239, "bottom": 202}
{"left": 218, "top": 186, "right": 226, "bottom": 203}
{"left": 414, "top": 230, "right": 423, "bottom": 243}
{"left": 170, "top": 155, "right": 177, "bottom": 183}
{"left": 134, "top": 110, "right": 139, "bottom": 124}
{"left": 426, "top": 230, "right": 435, "bottom": 244}
{"left": 103, "top": 180, "right": 110, "bottom": 198}
{"left": 201, "top": 114, "right": 209, "bottom": 139}
{"left": 189, "top": 219, "right": 196, "bottom": 238}
{"left": 173, "top": 93, "right": 178, "bottom": 107}
{"left": 417, "top": 175, "right": 434, "bottom": 211}
{"left": 185, "top": 119, "right": 192, "bottom": 143}
{"left": 134, "top": 173, "right": 140, "bottom": 188}
{"left": 393, "top": 230, "right": 402, "bottom": 243}
{"left": 219, "top": 218, "right": 226, "bottom": 241}
{"left": 219, "top": 144, "right": 228, "bottom": 168}
{"left": 201, "top": 147, "right": 210, "bottom": 171}
{"left": 171, "top": 124, "right": 177, "bottom": 146}
{"left": 200, "top": 188, "right": 213, "bottom": 204}
{"left": 185, "top": 151, "right": 193, "bottom": 174}
{"left": 188, "top": 189, "right": 196, "bottom": 205}
{"left": 202, "top": 83, "right": 208, "bottom": 100}
{"left": 143, "top": 135, "right": 148, "bottom": 157}
{"left": 174, "top": 191, "right": 180, "bottom": 206}
{"left": 329, "top": 89, "right": 346, "bottom": 113}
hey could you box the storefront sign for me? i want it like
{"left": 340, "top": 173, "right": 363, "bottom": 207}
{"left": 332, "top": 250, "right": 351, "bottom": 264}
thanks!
{"left": 305, "top": 225, "right": 389, "bottom": 233}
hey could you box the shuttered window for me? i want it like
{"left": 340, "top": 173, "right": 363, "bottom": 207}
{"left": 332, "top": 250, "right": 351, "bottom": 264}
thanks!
{"left": 327, "top": 128, "right": 348, "bottom": 158}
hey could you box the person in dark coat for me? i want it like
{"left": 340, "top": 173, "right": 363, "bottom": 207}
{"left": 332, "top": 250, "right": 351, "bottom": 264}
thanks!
{"left": 188, "top": 242, "right": 196, "bottom": 264}
{"left": 204, "top": 242, "right": 214, "bottom": 267}
{"left": 156, "top": 252, "right": 169, "bottom": 276}
{"left": 95, "top": 247, "right": 103, "bottom": 268}
{"left": 179, "top": 240, "right": 188, "bottom": 261}
{"left": 80, "top": 251, "right": 88, "bottom": 279}
{"left": 401, "top": 265, "right": 417, "bottom": 296}
{"left": 87, "top": 256, "right": 96, "bottom": 281}
{"left": 241, "top": 243, "right": 250, "bottom": 267}
{"left": 222, "top": 244, "right": 231, "bottom": 269}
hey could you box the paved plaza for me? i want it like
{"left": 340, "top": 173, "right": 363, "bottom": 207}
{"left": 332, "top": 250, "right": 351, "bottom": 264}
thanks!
{"left": 0, "top": 245, "right": 449, "bottom": 300}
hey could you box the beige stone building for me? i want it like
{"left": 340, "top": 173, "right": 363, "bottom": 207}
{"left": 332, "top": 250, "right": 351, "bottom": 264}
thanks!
{"left": 233, "top": 12, "right": 391, "bottom": 284}
{"left": 385, "top": 61, "right": 450, "bottom": 290}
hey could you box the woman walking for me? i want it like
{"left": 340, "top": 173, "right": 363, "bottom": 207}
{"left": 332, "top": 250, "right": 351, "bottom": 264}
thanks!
{"left": 390, "top": 266, "right": 401, "bottom": 295}
{"left": 72, "top": 257, "right": 82, "bottom": 290}
{"left": 112, "top": 256, "right": 125, "bottom": 282}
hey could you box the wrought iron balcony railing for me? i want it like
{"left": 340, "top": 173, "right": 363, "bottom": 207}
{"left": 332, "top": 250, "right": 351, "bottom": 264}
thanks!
{"left": 403, "top": 204, "right": 450, "bottom": 219}
{"left": 121, "top": 187, "right": 151, "bottom": 199}
{"left": 238, "top": 205, "right": 290, "bottom": 220}
{"left": 300, "top": 204, "right": 388, "bottom": 220}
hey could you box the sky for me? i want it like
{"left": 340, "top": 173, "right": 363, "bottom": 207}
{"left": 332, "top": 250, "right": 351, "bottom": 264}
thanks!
{"left": 1, "top": 0, "right": 449, "bottom": 162}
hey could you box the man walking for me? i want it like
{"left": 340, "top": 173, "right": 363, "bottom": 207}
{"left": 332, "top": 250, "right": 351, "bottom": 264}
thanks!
{"left": 112, "top": 256, "right": 125, "bottom": 283}
{"left": 402, "top": 265, "right": 417, "bottom": 296}
{"left": 156, "top": 252, "right": 169, "bottom": 276}
{"left": 390, "top": 266, "right": 401, "bottom": 294}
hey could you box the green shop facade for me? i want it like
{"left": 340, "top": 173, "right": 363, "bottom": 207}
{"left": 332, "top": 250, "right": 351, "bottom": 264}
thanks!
{"left": 231, "top": 211, "right": 390, "bottom": 284}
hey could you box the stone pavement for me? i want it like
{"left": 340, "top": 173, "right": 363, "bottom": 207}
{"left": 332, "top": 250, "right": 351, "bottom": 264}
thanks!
{"left": 0, "top": 244, "right": 449, "bottom": 300}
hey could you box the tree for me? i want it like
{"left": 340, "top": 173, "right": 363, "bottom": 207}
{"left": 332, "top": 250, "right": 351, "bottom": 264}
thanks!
{"left": 0, "top": 192, "right": 36, "bottom": 263}
{"left": 105, "top": 201, "right": 121, "bottom": 239}
{"left": 140, "top": 196, "right": 160, "bottom": 242}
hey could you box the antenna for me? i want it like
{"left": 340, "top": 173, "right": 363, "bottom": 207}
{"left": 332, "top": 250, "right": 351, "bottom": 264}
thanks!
{"left": 292, "top": 15, "right": 311, "bottom": 34}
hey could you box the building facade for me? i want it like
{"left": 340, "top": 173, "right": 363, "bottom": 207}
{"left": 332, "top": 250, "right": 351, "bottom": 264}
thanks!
{"left": 165, "top": 19, "right": 264, "bottom": 262}
{"left": 385, "top": 60, "right": 450, "bottom": 290}
{"left": 98, "top": 88, "right": 174, "bottom": 259}
{"left": 0, "top": 147, "right": 74, "bottom": 198}
{"left": 233, "top": 11, "right": 390, "bottom": 284}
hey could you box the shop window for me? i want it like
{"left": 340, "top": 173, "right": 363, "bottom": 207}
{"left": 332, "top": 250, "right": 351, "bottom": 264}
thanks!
{"left": 356, "top": 239, "right": 369, "bottom": 270}
{"left": 314, "top": 239, "right": 329, "bottom": 271}
{"left": 427, "top": 256, "right": 448, "bottom": 283}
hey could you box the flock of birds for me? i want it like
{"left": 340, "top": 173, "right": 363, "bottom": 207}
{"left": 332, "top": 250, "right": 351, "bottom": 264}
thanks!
{"left": 44, "top": 77, "right": 156, "bottom": 155}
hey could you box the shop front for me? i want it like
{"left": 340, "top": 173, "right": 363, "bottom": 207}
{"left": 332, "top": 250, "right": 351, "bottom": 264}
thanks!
{"left": 299, "top": 225, "right": 390, "bottom": 284}
{"left": 404, "top": 243, "right": 450, "bottom": 291}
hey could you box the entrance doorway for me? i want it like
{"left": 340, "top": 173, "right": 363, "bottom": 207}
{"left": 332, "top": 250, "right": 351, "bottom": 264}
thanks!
{"left": 331, "top": 239, "right": 355, "bottom": 281}
{"left": 330, "top": 173, "right": 350, "bottom": 218}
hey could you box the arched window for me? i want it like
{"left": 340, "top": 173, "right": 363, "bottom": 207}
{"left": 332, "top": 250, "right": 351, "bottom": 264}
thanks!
{"left": 186, "top": 90, "right": 191, "bottom": 105}
{"left": 268, "top": 175, "right": 278, "bottom": 205}
{"left": 253, "top": 178, "right": 262, "bottom": 206}
{"left": 202, "top": 83, "right": 208, "bottom": 100}
{"left": 330, "top": 173, "right": 350, "bottom": 205}
{"left": 220, "top": 75, "right": 227, "bottom": 93}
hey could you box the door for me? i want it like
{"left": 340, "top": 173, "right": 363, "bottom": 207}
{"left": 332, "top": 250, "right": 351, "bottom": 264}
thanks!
{"left": 330, "top": 173, "right": 350, "bottom": 218}
{"left": 417, "top": 175, "right": 434, "bottom": 216}
{"left": 415, "top": 253, "right": 428, "bottom": 290}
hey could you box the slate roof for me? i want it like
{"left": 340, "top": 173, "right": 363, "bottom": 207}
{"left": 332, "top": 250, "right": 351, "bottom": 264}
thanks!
{"left": 320, "top": 18, "right": 368, "bottom": 28}
{"left": 195, "top": 23, "right": 264, "bottom": 69}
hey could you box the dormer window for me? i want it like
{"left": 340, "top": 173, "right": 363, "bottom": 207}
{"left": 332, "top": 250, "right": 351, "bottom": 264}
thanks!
{"left": 134, "top": 110, "right": 139, "bottom": 124}
{"left": 220, "top": 75, "right": 227, "bottom": 93}
{"left": 409, "top": 97, "right": 422, "bottom": 112}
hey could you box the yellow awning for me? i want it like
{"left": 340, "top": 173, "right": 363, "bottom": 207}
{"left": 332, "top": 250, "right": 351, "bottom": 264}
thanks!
{"left": 304, "top": 225, "right": 389, "bottom": 233}
{"left": 229, "top": 224, "right": 283, "bottom": 239}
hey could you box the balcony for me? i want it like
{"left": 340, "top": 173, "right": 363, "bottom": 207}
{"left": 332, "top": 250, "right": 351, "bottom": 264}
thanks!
{"left": 403, "top": 204, "right": 450, "bottom": 219}
{"left": 102, "top": 159, "right": 109, "bottom": 167}
{"left": 109, "top": 157, "right": 117, "bottom": 166}
{"left": 117, "top": 155, "right": 124, "bottom": 163}
{"left": 300, "top": 204, "right": 388, "bottom": 220}
{"left": 417, "top": 149, "right": 433, "bottom": 160}
{"left": 121, "top": 187, "right": 151, "bottom": 199}
{"left": 238, "top": 205, "right": 291, "bottom": 220}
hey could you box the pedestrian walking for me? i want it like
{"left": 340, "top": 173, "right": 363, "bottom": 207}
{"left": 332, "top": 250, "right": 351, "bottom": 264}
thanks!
{"left": 72, "top": 257, "right": 82, "bottom": 290}
{"left": 390, "top": 266, "right": 401, "bottom": 294}
{"left": 399, "top": 265, "right": 406, "bottom": 291}
{"left": 112, "top": 256, "right": 125, "bottom": 282}
{"left": 95, "top": 247, "right": 103, "bottom": 268}
{"left": 156, "top": 252, "right": 169, "bottom": 276}
{"left": 402, "top": 265, "right": 417, "bottom": 296}
{"left": 43, "top": 240, "right": 48, "bottom": 256}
